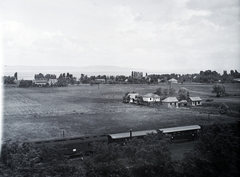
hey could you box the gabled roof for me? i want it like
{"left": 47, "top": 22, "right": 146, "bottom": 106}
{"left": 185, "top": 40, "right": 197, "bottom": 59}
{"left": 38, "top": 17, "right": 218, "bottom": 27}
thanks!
{"left": 143, "top": 93, "right": 160, "bottom": 98}
{"left": 127, "top": 92, "right": 139, "bottom": 98}
{"left": 168, "top": 78, "right": 178, "bottom": 82}
{"left": 179, "top": 100, "right": 187, "bottom": 103}
{"left": 189, "top": 97, "right": 202, "bottom": 101}
{"left": 162, "top": 97, "right": 178, "bottom": 103}
{"left": 128, "top": 92, "right": 138, "bottom": 95}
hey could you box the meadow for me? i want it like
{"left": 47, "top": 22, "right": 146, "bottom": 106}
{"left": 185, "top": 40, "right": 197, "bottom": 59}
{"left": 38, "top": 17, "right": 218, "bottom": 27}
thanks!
{"left": 3, "top": 83, "right": 240, "bottom": 142}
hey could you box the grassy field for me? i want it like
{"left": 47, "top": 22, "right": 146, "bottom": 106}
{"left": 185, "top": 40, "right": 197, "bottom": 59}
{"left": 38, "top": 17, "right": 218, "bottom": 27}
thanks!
{"left": 3, "top": 83, "right": 240, "bottom": 142}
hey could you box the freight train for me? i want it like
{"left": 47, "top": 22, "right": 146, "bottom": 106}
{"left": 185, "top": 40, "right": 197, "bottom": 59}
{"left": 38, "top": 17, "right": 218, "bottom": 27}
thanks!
{"left": 30, "top": 125, "right": 201, "bottom": 156}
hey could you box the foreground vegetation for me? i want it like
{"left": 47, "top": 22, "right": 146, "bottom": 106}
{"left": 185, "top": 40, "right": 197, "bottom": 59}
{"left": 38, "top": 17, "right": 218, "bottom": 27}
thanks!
{"left": 1, "top": 123, "right": 239, "bottom": 177}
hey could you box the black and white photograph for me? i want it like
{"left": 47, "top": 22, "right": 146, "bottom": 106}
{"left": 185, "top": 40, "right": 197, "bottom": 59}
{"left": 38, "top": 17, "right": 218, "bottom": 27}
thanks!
{"left": 1, "top": 0, "right": 240, "bottom": 176}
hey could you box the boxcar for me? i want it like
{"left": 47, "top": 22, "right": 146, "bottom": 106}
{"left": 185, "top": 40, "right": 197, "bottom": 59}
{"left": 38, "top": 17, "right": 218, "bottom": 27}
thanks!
{"left": 108, "top": 129, "right": 158, "bottom": 143}
{"left": 32, "top": 135, "right": 108, "bottom": 155}
{"left": 159, "top": 125, "right": 201, "bottom": 141}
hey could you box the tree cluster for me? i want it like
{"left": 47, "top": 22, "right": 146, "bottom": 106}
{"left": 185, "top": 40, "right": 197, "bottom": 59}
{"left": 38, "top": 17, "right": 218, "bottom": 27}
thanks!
{"left": 3, "top": 72, "right": 18, "bottom": 84}
{"left": 1, "top": 123, "right": 239, "bottom": 176}
{"left": 181, "top": 123, "right": 239, "bottom": 177}
{"left": 84, "top": 134, "right": 176, "bottom": 177}
{"left": 193, "top": 70, "right": 240, "bottom": 83}
{"left": 0, "top": 141, "right": 83, "bottom": 176}
{"left": 212, "top": 84, "right": 226, "bottom": 97}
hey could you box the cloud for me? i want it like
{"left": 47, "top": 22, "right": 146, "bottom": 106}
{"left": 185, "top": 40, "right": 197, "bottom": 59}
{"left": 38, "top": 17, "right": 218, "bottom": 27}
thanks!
{"left": 1, "top": 0, "right": 239, "bottom": 73}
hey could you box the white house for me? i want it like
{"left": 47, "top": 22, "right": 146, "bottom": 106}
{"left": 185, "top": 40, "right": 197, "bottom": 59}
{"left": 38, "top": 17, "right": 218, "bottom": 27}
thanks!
{"left": 142, "top": 93, "right": 160, "bottom": 102}
{"left": 48, "top": 78, "right": 58, "bottom": 85}
{"left": 188, "top": 97, "right": 202, "bottom": 106}
{"left": 33, "top": 79, "right": 48, "bottom": 86}
{"left": 127, "top": 92, "right": 139, "bottom": 103}
{"left": 162, "top": 97, "right": 179, "bottom": 108}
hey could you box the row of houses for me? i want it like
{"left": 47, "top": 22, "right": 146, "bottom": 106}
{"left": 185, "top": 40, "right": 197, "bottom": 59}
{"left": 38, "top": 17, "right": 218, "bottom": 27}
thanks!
{"left": 127, "top": 92, "right": 202, "bottom": 108}
{"left": 32, "top": 78, "right": 58, "bottom": 86}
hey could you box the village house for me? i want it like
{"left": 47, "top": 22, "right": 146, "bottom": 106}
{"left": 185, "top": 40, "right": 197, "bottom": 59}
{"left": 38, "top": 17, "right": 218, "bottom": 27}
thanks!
{"left": 168, "top": 78, "right": 178, "bottom": 84}
{"left": 142, "top": 93, "right": 160, "bottom": 103}
{"left": 188, "top": 97, "right": 202, "bottom": 106}
{"left": 127, "top": 92, "right": 139, "bottom": 103}
{"left": 48, "top": 78, "right": 58, "bottom": 85}
{"left": 32, "top": 78, "right": 48, "bottom": 86}
{"left": 95, "top": 79, "right": 106, "bottom": 84}
{"left": 162, "top": 97, "right": 179, "bottom": 108}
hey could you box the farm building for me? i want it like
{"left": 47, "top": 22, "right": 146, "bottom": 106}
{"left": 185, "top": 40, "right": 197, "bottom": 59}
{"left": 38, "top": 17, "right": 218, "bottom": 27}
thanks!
{"left": 33, "top": 79, "right": 48, "bottom": 86}
{"left": 48, "top": 78, "right": 58, "bottom": 85}
{"left": 178, "top": 100, "right": 188, "bottom": 107}
{"left": 142, "top": 93, "right": 160, "bottom": 103}
{"left": 168, "top": 78, "right": 178, "bottom": 84}
{"left": 162, "top": 97, "right": 179, "bottom": 108}
{"left": 188, "top": 97, "right": 202, "bottom": 106}
{"left": 127, "top": 92, "right": 139, "bottom": 103}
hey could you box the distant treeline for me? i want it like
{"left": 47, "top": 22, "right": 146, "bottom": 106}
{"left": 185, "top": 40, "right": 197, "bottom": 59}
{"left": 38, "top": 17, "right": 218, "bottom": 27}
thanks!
{"left": 3, "top": 70, "right": 240, "bottom": 87}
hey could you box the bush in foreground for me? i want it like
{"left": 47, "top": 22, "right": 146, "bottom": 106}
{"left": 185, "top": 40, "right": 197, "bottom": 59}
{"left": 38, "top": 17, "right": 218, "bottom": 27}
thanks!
{"left": 0, "top": 141, "right": 83, "bottom": 177}
{"left": 181, "top": 124, "right": 240, "bottom": 177}
{"left": 84, "top": 134, "right": 177, "bottom": 177}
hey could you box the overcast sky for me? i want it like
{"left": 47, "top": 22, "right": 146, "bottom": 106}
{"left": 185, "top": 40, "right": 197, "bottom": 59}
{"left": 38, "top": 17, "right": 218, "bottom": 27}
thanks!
{"left": 1, "top": 0, "right": 239, "bottom": 74}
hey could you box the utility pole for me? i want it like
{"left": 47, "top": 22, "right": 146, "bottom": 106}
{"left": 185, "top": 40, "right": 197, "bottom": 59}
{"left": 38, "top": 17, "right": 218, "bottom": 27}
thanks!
{"left": 208, "top": 112, "right": 210, "bottom": 124}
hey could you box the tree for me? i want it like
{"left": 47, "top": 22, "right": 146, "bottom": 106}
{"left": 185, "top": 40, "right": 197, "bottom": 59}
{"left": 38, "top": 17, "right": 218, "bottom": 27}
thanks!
{"left": 123, "top": 92, "right": 130, "bottom": 103}
{"left": 163, "top": 89, "right": 169, "bottom": 99}
{"left": 219, "top": 103, "right": 229, "bottom": 114}
{"left": 178, "top": 87, "right": 190, "bottom": 101}
{"left": 155, "top": 87, "right": 162, "bottom": 96}
{"left": 136, "top": 96, "right": 143, "bottom": 105}
{"left": 0, "top": 141, "right": 83, "bottom": 176}
{"left": 169, "top": 88, "right": 175, "bottom": 96}
{"left": 84, "top": 134, "right": 176, "bottom": 177}
{"left": 212, "top": 84, "right": 225, "bottom": 97}
{"left": 84, "top": 142, "right": 129, "bottom": 177}
{"left": 14, "top": 72, "right": 18, "bottom": 80}
{"left": 126, "top": 135, "right": 176, "bottom": 177}
{"left": 181, "top": 124, "right": 239, "bottom": 177}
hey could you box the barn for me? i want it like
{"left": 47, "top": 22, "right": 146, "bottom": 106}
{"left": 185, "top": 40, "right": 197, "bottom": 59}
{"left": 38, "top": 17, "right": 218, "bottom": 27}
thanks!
{"left": 162, "top": 97, "right": 179, "bottom": 108}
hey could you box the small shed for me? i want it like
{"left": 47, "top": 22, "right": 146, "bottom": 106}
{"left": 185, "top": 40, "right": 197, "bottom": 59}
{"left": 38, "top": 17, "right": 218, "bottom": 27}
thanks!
{"left": 178, "top": 100, "right": 188, "bottom": 107}
{"left": 162, "top": 97, "right": 179, "bottom": 108}
{"left": 188, "top": 97, "right": 202, "bottom": 106}
{"left": 127, "top": 92, "right": 139, "bottom": 103}
{"left": 142, "top": 93, "right": 160, "bottom": 103}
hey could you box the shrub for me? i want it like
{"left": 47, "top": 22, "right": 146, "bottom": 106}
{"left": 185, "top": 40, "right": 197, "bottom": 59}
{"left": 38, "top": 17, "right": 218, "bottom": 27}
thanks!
{"left": 0, "top": 141, "right": 83, "bottom": 177}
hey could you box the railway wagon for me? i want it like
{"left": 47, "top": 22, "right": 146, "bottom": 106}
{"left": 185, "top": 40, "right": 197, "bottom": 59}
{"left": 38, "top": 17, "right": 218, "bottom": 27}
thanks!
{"left": 32, "top": 135, "right": 108, "bottom": 155}
{"left": 159, "top": 125, "right": 201, "bottom": 141}
{"left": 108, "top": 129, "right": 158, "bottom": 143}
{"left": 31, "top": 125, "right": 201, "bottom": 156}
